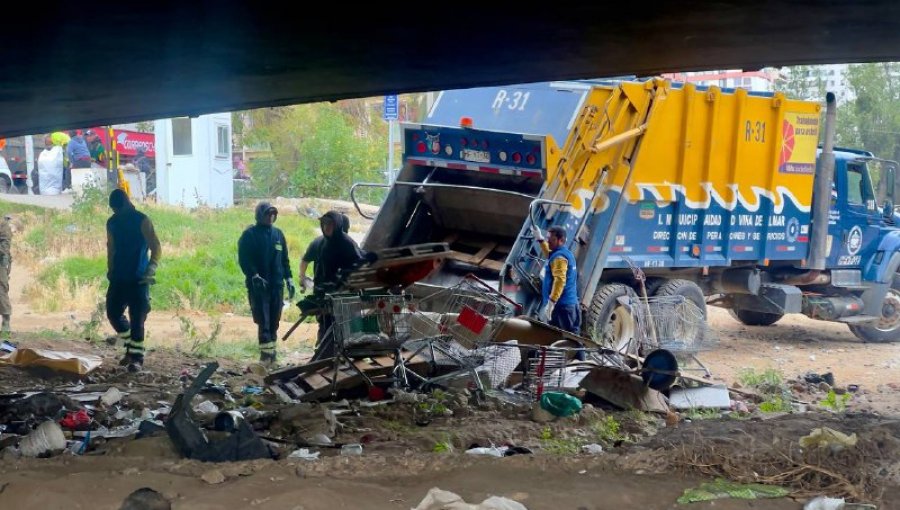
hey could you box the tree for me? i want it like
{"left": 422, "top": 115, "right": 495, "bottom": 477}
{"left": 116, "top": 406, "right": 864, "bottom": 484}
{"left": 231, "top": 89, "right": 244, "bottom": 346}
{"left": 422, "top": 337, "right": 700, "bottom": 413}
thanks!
{"left": 838, "top": 63, "right": 900, "bottom": 163}
{"left": 242, "top": 101, "right": 388, "bottom": 201}
{"left": 776, "top": 65, "right": 826, "bottom": 101}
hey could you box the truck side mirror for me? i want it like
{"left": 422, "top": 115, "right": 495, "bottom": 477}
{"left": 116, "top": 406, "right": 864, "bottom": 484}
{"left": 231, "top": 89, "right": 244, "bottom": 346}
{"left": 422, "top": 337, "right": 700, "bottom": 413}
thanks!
{"left": 889, "top": 166, "right": 897, "bottom": 202}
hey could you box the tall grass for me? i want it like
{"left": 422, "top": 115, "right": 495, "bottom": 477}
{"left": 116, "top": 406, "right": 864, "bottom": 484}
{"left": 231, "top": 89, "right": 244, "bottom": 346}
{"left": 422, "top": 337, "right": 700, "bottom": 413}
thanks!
{"left": 2, "top": 192, "right": 321, "bottom": 313}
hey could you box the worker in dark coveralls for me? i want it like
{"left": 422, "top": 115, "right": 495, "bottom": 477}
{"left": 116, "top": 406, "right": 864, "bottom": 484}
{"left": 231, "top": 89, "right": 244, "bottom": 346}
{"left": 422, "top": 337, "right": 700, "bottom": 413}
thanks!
{"left": 238, "top": 202, "right": 295, "bottom": 366}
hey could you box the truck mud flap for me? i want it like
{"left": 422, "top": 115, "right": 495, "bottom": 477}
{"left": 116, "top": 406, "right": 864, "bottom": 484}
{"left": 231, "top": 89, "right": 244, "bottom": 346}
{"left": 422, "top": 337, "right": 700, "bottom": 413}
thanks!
{"left": 732, "top": 283, "right": 802, "bottom": 315}
{"left": 165, "top": 362, "right": 273, "bottom": 462}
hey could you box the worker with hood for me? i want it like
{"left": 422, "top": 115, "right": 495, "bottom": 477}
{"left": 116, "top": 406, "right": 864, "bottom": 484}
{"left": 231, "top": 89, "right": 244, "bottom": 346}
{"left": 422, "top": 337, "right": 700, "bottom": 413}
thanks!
{"left": 106, "top": 189, "right": 161, "bottom": 373}
{"left": 238, "top": 202, "right": 295, "bottom": 366}
{"left": 309, "top": 210, "right": 373, "bottom": 360}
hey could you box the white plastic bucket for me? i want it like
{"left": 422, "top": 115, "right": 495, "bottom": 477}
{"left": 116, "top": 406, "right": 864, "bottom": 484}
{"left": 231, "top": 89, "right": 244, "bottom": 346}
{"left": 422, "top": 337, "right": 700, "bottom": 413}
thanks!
{"left": 19, "top": 420, "right": 66, "bottom": 457}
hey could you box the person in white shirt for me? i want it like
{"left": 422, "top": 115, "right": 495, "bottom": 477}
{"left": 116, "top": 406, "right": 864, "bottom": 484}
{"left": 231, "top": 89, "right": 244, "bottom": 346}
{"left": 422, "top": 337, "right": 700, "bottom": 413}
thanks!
{"left": 36, "top": 135, "right": 64, "bottom": 195}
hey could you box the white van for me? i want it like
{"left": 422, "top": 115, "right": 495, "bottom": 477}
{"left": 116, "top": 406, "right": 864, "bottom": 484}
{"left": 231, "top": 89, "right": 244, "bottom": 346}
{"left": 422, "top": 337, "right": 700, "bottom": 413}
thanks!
{"left": 0, "top": 155, "right": 12, "bottom": 193}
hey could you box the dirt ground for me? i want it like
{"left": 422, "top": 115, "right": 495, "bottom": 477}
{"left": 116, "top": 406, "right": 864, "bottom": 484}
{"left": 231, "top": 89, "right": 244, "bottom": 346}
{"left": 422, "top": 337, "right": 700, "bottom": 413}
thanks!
{"left": 2, "top": 198, "right": 900, "bottom": 508}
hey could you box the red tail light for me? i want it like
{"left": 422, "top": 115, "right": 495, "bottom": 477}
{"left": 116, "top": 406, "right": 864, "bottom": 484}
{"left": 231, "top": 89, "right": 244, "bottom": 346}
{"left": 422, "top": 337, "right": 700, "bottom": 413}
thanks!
{"left": 512, "top": 152, "right": 522, "bottom": 164}
{"left": 526, "top": 154, "right": 536, "bottom": 165}
{"left": 460, "top": 137, "right": 468, "bottom": 147}
{"left": 416, "top": 141, "right": 427, "bottom": 153}
{"left": 481, "top": 140, "right": 489, "bottom": 149}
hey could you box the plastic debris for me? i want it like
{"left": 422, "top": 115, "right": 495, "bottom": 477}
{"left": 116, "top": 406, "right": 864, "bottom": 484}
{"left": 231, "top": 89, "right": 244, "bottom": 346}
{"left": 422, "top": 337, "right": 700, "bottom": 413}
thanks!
{"left": 413, "top": 487, "right": 528, "bottom": 510}
{"left": 193, "top": 400, "right": 219, "bottom": 414}
{"left": 340, "top": 443, "right": 363, "bottom": 456}
{"left": 539, "top": 392, "right": 582, "bottom": 417}
{"left": 799, "top": 427, "right": 858, "bottom": 451}
{"left": 465, "top": 446, "right": 508, "bottom": 458}
{"left": 100, "top": 387, "right": 124, "bottom": 406}
{"left": 287, "top": 448, "right": 320, "bottom": 461}
{"left": 19, "top": 420, "right": 67, "bottom": 457}
{"left": 581, "top": 443, "right": 603, "bottom": 455}
{"left": 677, "top": 478, "right": 790, "bottom": 504}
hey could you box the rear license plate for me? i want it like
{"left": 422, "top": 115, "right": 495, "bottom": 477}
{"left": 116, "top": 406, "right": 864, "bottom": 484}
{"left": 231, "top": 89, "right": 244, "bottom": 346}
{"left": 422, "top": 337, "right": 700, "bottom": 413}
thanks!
{"left": 461, "top": 149, "right": 490, "bottom": 163}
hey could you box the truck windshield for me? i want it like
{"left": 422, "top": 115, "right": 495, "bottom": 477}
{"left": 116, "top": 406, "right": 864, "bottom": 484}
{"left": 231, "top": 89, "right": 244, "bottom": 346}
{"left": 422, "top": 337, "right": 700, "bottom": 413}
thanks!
{"left": 426, "top": 82, "right": 589, "bottom": 147}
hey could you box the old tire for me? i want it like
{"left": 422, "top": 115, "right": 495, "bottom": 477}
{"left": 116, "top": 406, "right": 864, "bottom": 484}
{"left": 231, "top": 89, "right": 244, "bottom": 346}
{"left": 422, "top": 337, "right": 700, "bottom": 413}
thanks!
{"left": 730, "top": 308, "right": 784, "bottom": 327}
{"left": 849, "top": 286, "right": 900, "bottom": 343}
{"left": 585, "top": 283, "right": 639, "bottom": 353}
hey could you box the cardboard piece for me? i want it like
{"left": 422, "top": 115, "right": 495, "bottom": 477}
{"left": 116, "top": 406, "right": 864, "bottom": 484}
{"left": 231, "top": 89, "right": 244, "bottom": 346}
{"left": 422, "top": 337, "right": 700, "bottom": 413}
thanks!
{"left": 0, "top": 348, "right": 102, "bottom": 375}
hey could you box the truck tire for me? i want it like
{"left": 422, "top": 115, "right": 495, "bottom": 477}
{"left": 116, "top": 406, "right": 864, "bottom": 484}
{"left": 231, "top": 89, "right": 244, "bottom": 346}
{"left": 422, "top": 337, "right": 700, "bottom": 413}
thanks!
{"left": 0, "top": 175, "right": 10, "bottom": 194}
{"left": 729, "top": 308, "right": 784, "bottom": 327}
{"left": 849, "top": 282, "right": 900, "bottom": 343}
{"left": 584, "top": 283, "right": 639, "bottom": 354}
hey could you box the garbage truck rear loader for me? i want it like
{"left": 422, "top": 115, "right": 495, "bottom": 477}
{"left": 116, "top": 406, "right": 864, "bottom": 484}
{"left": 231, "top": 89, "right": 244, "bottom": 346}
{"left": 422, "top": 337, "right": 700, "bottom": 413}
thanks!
{"left": 355, "top": 79, "right": 900, "bottom": 346}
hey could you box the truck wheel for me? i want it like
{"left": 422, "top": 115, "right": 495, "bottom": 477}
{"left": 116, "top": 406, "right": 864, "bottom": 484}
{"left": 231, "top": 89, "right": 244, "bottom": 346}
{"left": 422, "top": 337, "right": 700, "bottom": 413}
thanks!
{"left": 652, "top": 279, "right": 708, "bottom": 345}
{"left": 729, "top": 308, "right": 784, "bottom": 326}
{"left": 849, "top": 287, "right": 900, "bottom": 343}
{"left": 0, "top": 176, "right": 10, "bottom": 194}
{"left": 585, "top": 283, "right": 639, "bottom": 353}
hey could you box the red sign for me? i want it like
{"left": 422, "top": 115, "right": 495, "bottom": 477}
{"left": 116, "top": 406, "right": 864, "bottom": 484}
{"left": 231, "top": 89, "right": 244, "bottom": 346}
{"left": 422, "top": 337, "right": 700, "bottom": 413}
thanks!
{"left": 91, "top": 127, "right": 156, "bottom": 157}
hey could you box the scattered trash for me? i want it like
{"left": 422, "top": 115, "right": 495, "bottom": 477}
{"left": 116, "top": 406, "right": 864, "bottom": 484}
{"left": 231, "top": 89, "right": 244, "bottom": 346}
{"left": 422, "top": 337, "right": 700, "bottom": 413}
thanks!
{"left": 101, "top": 387, "right": 124, "bottom": 406}
{"left": 165, "top": 362, "right": 273, "bottom": 462}
{"left": 413, "top": 487, "right": 528, "bottom": 510}
{"left": 581, "top": 443, "right": 603, "bottom": 455}
{"left": 804, "top": 497, "right": 846, "bottom": 510}
{"left": 213, "top": 411, "right": 244, "bottom": 432}
{"left": 677, "top": 478, "right": 790, "bottom": 504}
{"left": 465, "top": 446, "right": 507, "bottom": 457}
{"left": 580, "top": 367, "right": 669, "bottom": 413}
{"left": 804, "top": 372, "right": 836, "bottom": 386}
{"left": 19, "top": 420, "right": 66, "bottom": 457}
{"left": 799, "top": 427, "right": 858, "bottom": 451}
{"left": 340, "top": 443, "right": 363, "bottom": 456}
{"left": 0, "top": 348, "right": 102, "bottom": 375}
{"left": 308, "top": 433, "right": 332, "bottom": 446}
{"left": 668, "top": 385, "right": 731, "bottom": 410}
{"left": 241, "top": 386, "right": 264, "bottom": 395}
{"left": 0, "top": 340, "right": 16, "bottom": 354}
{"left": 193, "top": 400, "right": 219, "bottom": 414}
{"left": 287, "top": 448, "right": 320, "bottom": 461}
{"left": 59, "top": 409, "right": 91, "bottom": 430}
{"left": 803, "top": 496, "right": 877, "bottom": 510}
{"left": 539, "top": 392, "right": 582, "bottom": 417}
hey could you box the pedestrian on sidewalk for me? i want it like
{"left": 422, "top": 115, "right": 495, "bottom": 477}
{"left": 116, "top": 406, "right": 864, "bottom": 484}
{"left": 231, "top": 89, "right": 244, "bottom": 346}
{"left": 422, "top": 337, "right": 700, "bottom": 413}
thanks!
{"left": 105, "top": 189, "right": 161, "bottom": 372}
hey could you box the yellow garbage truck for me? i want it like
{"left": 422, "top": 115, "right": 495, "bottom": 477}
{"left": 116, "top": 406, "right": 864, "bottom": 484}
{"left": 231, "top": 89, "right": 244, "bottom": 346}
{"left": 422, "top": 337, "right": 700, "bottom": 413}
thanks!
{"left": 354, "top": 79, "right": 900, "bottom": 346}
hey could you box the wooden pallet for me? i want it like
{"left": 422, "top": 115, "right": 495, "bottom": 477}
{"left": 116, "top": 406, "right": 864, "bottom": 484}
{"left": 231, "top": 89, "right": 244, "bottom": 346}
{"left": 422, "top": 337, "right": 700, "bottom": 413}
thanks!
{"left": 267, "top": 353, "right": 430, "bottom": 402}
{"left": 345, "top": 243, "right": 450, "bottom": 289}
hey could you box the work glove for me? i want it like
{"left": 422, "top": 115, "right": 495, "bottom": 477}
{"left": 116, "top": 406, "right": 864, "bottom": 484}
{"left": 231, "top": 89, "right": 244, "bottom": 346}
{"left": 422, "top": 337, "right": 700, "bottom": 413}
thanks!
{"left": 251, "top": 274, "right": 268, "bottom": 293}
{"left": 540, "top": 300, "right": 555, "bottom": 323}
{"left": 301, "top": 276, "right": 314, "bottom": 293}
{"left": 285, "top": 278, "right": 296, "bottom": 300}
{"left": 140, "top": 262, "right": 158, "bottom": 285}
{"left": 531, "top": 225, "right": 545, "bottom": 242}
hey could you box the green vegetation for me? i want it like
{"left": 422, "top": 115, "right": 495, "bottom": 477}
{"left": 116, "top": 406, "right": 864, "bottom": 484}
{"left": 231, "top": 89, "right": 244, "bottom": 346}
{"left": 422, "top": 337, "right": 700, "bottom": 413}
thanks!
{"left": 820, "top": 390, "right": 851, "bottom": 412}
{"left": 5, "top": 191, "right": 321, "bottom": 313}
{"left": 737, "top": 368, "right": 784, "bottom": 388}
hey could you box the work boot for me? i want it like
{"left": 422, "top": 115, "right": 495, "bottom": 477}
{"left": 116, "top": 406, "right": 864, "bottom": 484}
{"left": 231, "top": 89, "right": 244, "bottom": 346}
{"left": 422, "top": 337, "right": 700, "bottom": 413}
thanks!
{"left": 259, "top": 351, "right": 277, "bottom": 368}
{"left": 127, "top": 359, "right": 143, "bottom": 373}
